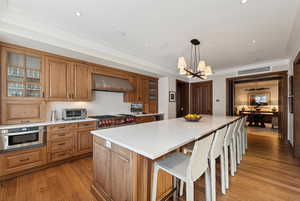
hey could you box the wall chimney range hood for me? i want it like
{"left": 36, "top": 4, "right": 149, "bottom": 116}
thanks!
{"left": 92, "top": 74, "right": 133, "bottom": 92}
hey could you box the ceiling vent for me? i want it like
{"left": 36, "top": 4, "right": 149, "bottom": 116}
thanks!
{"left": 237, "top": 66, "right": 271, "bottom": 76}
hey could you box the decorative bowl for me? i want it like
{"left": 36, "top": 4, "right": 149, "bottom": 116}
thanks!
{"left": 184, "top": 116, "right": 202, "bottom": 122}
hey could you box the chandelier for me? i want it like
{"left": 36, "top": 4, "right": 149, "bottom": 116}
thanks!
{"left": 177, "top": 39, "right": 213, "bottom": 79}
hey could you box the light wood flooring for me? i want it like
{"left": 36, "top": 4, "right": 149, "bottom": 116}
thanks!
{"left": 1, "top": 129, "right": 300, "bottom": 201}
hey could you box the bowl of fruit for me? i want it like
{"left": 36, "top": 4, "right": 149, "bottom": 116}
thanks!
{"left": 184, "top": 113, "right": 202, "bottom": 122}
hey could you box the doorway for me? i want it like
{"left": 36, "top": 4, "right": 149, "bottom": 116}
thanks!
{"left": 176, "top": 80, "right": 213, "bottom": 117}
{"left": 176, "top": 80, "right": 189, "bottom": 117}
{"left": 226, "top": 71, "right": 288, "bottom": 142}
{"left": 294, "top": 52, "right": 300, "bottom": 157}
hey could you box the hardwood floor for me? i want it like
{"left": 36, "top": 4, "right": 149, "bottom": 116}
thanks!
{"left": 1, "top": 129, "right": 300, "bottom": 201}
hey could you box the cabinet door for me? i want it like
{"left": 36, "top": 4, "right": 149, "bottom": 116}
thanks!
{"left": 136, "top": 77, "right": 149, "bottom": 103}
{"left": 124, "top": 75, "right": 138, "bottom": 102}
{"left": 1, "top": 47, "right": 44, "bottom": 100}
{"left": 1, "top": 100, "right": 46, "bottom": 124}
{"left": 73, "top": 63, "right": 92, "bottom": 101}
{"left": 45, "top": 57, "right": 72, "bottom": 100}
{"left": 111, "top": 152, "right": 131, "bottom": 201}
{"left": 0, "top": 146, "right": 47, "bottom": 176}
{"left": 77, "top": 129, "right": 93, "bottom": 154}
{"left": 149, "top": 100, "right": 158, "bottom": 113}
{"left": 93, "top": 139, "right": 111, "bottom": 198}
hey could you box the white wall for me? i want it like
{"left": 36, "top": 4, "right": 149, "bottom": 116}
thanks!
{"left": 158, "top": 77, "right": 177, "bottom": 119}
{"left": 47, "top": 91, "right": 131, "bottom": 120}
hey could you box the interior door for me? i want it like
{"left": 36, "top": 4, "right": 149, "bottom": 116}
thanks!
{"left": 176, "top": 81, "right": 190, "bottom": 117}
{"left": 294, "top": 61, "right": 300, "bottom": 157}
{"left": 191, "top": 81, "right": 213, "bottom": 114}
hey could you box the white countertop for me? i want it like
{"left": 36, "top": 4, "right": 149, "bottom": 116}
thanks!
{"left": 0, "top": 118, "right": 97, "bottom": 129}
{"left": 91, "top": 115, "right": 239, "bottom": 160}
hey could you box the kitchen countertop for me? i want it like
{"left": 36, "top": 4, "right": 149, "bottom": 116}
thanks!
{"left": 91, "top": 115, "right": 240, "bottom": 160}
{"left": 0, "top": 118, "right": 97, "bottom": 129}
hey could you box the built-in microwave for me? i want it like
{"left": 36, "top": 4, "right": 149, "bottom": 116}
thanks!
{"left": 62, "top": 108, "right": 87, "bottom": 120}
{"left": 0, "top": 126, "right": 45, "bottom": 152}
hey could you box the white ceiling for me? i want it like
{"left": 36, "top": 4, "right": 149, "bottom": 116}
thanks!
{"left": 1, "top": 0, "right": 300, "bottom": 76}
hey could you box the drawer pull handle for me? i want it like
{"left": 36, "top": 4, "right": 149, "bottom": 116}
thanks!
{"left": 58, "top": 153, "right": 66, "bottom": 157}
{"left": 20, "top": 158, "right": 30, "bottom": 162}
{"left": 58, "top": 142, "right": 66, "bottom": 146}
{"left": 57, "top": 126, "right": 66, "bottom": 129}
{"left": 58, "top": 134, "right": 66, "bottom": 136}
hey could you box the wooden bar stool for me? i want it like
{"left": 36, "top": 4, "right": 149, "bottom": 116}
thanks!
{"left": 151, "top": 134, "right": 215, "bottom": 201}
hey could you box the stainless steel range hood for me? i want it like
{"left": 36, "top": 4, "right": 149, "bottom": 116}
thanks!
{"left": 92, "top": 74, "right": 133, "bottom": 92}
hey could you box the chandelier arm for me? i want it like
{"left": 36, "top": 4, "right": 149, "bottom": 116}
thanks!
{"left": 184, "top": 68, "right": 205, "bottom": 79}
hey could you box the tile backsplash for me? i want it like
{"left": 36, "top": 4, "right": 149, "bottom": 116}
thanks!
{"left": 47, "top": 91, "right": 131, "bottom": 120}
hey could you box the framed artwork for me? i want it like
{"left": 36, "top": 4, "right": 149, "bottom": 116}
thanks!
{"left": 169, "top": 91, "right": 176, "bottom": 102}
{"left": 248, "top": 92, "right": 271, "bottom": 106}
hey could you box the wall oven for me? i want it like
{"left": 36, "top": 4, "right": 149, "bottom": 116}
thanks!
{"left": 0, "top": 126, "right": 45, "bottom": 152}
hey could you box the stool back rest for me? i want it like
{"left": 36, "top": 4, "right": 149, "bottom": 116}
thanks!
{"left": 209, "top": 126, "right": 228, "bottom": 159}
{"left": 187, "top": 133, "right": 214, "bottom": 182}
{"left": 224, "top": 121, "right": 238, "bottom": 146}
{"left": 236, "top": 118, "right": 243, "bottom": 136}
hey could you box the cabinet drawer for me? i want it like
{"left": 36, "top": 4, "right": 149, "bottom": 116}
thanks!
{"left": 48, "top": 150, "right": 73, "bottom": 162}
{"left": 48, "top": 123, "right": 77, "bottom": 133}
{"left": 48, "top": 131, "right": 75, "bottom": 141}
{"left": 0, "top": 147, "right": 47, "bottom": 176}
{"left": 78, "top": 121, "right": 96, "bottom": 130}
{"left": 136, "top": 115, "right": 156, "bottom": 124}
{"left": 48, "top": 138, "right": 74, "bottom": 153}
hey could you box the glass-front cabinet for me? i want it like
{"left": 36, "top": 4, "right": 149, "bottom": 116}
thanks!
{"left": 2, "top": 48, "right": 44, "bottom": 99}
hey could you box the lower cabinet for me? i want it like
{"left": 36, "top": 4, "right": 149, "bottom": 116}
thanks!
{"left": 0, "top": 146, "right": 47, "bottom": 176}
{"left": 136, "top": 115, "right": 156, "bottom": 124}
{"left": 92, "top": 136, "right": 173, "bottom": 201}
{"left": 0, "top": 121, "right": 96, "bottom": 179}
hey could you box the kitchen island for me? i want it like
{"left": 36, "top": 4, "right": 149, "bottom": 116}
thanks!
{"left": 90, "top": 115, "right": 239, "bottom": 201}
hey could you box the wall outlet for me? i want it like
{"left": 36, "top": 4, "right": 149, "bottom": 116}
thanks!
{"left": 105, "top": 140, "right": 112, "bottom": 148}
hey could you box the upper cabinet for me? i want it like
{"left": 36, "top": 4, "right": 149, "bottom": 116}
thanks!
{"left": 45, "top": 57, "right": 92, "bottom": 101}
{"left": 73, "top": 63, "right": 92, "bottom": 101}
{"left": 45, "top": 57, "right": 71, "bottom": 101}
{"left": 1, "top": 47, "right": 45, "bottom": 100}
{"left": 124, "top": 75, "right": 158, "bottom": 113}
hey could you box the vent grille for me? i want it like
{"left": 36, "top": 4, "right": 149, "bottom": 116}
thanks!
{"left": 237, "top": 66, "right": 271, "bottom": 76}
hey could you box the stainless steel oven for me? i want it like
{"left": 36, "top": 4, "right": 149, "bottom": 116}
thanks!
{"left": 0, "top": 126, "right": 45, "bottom": 152}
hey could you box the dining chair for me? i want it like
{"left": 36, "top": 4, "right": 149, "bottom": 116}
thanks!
{"left": 151, "top": 134, "right": 215, "bottom": 201}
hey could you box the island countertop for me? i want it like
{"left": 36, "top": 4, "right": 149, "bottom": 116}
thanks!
{"left": 91, "top": 115, "right": 239, "bottom": 160}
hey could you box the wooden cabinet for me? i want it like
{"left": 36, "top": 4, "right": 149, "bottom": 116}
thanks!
{"left": 73, "top": 63, "right": 92, "bottom": 101}
{"left": 77, "top": 129, "right": 93, "bottom": 155}
{"left": 1, "top": 100, "right": 46, "bottom": 124}
{"left": 92, "top": 137, "right": 133, "bottom": 201}
{"left": 1, "top": 47, "right": 45, "bottom": 100}
{"left": 45, "top": 57, "right": 72, "bottom": 101}
{"left": 47, "top": 122, "right": 96, "bottom": 162}
{"left": 111, "top": 151, "right": 131, "bottom": 201}
{"left": 136, "top": 115, "right": 156, "bottom": 124}
{"left": 92, "top": 136, "right": 173, "bottom": 201}
{"left": 124, "top": 75, "right": 158, "bottom": 113}
{"left": 45, "top": 57, "right": 92, "bottom": 101}
{"left": 0, "top": 146, "right": 47, "bottom": 176}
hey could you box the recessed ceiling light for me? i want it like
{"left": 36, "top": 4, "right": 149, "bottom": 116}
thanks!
{"left": 241, "top": 0, "right": 248, "bottom": 4}
{"left": 75, "top": 11, "right": 81, "bottom": 16}
{"left": 252, "top": 40, "right": 256, "bottom": 44}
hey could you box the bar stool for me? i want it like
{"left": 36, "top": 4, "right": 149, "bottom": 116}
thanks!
{"left": 209, "top": 126, "right": 228, "bottom": 201}
{"left": 235, "top": 118, "right": 243, "bottom": 165}
{"left": 223, "top": 120, "right": 238, "bottom": 190}
{"left": 242, "top": 116, "right": 248, "bottom": 153}
{"left": 180, "top": 126, "right": 228, "bottom": 201}
{"left": 151, "top": 134, "right": 215, "bottom": 201}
